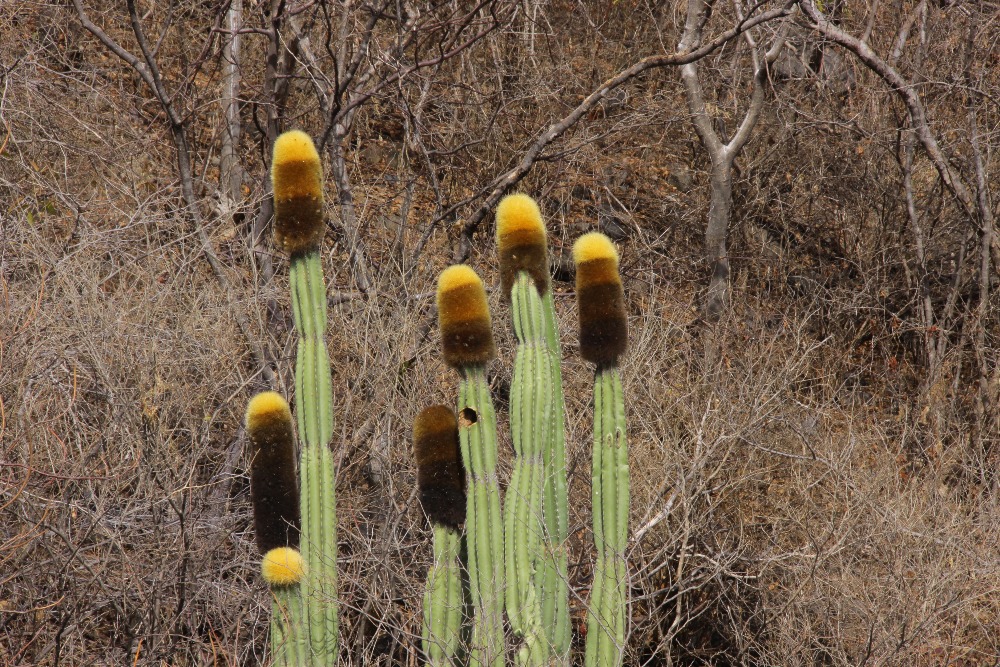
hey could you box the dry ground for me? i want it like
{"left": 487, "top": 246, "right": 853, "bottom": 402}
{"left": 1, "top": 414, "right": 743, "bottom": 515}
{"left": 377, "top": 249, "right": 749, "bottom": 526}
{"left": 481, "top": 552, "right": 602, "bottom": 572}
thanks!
{"left": 2, "top": 2, "right": 999, "bottom": 665}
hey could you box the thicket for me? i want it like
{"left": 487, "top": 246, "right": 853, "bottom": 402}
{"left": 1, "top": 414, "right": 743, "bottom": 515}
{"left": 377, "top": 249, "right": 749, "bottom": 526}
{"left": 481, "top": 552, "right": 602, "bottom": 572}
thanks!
{"left": 2, "top": 1, "right": 998, "bottom": 665}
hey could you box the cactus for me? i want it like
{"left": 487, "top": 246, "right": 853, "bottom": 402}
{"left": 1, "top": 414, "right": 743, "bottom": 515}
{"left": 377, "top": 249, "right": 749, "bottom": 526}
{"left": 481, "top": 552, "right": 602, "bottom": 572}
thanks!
{"left": 575, "top": 233, "right": 629, "bottom": 667}
{"left": 496, "top": 193, "right": 570, "bottom": 663}
{"left": 272, "top": 130, "right": 339, "bottom": 662}
{"left": 540, "top": 252, "right": 572, "bottom": 662}
{"left": 414, "top": 405, "right": 467, "bottom": 666}
{"left": 248, "top": 134, "right": 633, "bottom": 666}
{"left": 436, "top": 265, "right": 505, "bottom": 667}
{"left": 245, "top": 391, "right": 309, "bottom": 665}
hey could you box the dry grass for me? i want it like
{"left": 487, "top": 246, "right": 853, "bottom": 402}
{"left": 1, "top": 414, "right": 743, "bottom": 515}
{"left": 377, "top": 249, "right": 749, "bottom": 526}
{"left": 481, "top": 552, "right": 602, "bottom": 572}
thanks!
{"left": 3, "top": 1, "right": 999, "bottom": 666}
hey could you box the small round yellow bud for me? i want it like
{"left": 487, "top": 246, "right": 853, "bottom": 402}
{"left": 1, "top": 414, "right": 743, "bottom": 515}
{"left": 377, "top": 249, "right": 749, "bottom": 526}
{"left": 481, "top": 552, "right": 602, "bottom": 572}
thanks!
{"left": 261, "top": 547, "right": 306, "bottom": 586}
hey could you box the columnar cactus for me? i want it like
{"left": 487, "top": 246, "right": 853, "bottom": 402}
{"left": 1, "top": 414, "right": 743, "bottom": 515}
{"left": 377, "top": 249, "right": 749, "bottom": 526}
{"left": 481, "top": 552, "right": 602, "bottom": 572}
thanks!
{"left": 436, "top": 265, "right": 505, "bottom": 667}
{"left": 271, "top": 130, "right": 339, "bottom": 661}
{"left": 247, "top": 149, "right": 633, "bottom": 666}
{"left": 575, "top": 233, "right": 630, "bottom": 667}
{"left": 414, "top": 405, "right": 467, "bottom": 666}
{"left": 496, "top": 193, "right": 570, "bottom": 664}
{"left": 245, "top": 391, "right": 308, "bottom": 665}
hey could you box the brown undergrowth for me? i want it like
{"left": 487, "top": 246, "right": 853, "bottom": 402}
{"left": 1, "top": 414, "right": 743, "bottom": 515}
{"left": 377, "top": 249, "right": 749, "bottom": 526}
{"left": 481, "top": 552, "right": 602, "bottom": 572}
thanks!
{"left": 3, "top": 1, "right": 998, "bottom": 665}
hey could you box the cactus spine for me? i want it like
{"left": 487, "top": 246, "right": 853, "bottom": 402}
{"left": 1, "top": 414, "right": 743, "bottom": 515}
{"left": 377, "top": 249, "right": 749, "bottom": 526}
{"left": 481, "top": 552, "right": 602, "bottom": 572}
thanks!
{"left": 576, "top": 232, "right": 629, "bottom": 667}
{"left": 272, "top": 130, "right": 338, "bottom": 662}
{"left": 496, "top": 193, "right": 570, "bottom": 663}
{"left": 437, "top": 265, "right": 505, "bottom": 667}
{"left": 414, "top": 405, "right": 466, "bottom": 666}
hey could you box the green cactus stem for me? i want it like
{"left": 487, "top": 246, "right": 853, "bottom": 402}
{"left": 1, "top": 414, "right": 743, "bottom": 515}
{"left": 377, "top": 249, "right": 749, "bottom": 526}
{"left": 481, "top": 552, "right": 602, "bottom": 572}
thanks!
{"left": 540, "top": 285, "right": 571, "bottom": 660}
{"left": 585, "top": 366, "right": 629, "bottom": 667}
{"left": 503, "top": 272, "right": 550, "bottom": 666}
{"left": 575, "top": 232, "right": 629, "bottom": 667}
{"left": 496, "top": 193, "right": 571, "bottom": 661}
{"left": 437, "top": 265, "right": 505, "bottom": 667}
{"left": 289, "top": 251, "right": 338, "bottom": 660}
{"left": 422, "top": 524, "right": 464, "bottom": 666}
{"left": 458, "top": 366, "right": 506, "bottom": 667}
{"left": 271, "top": 575, "right": 310, "bottom": 666}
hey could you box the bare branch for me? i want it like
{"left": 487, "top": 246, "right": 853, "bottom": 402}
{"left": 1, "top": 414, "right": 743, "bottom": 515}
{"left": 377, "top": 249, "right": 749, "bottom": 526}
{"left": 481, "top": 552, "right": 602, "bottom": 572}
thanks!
{"left": 800, "top": 1, "right": 975, "bottom": 221}
{"left": 728, "top": 18, "right": 788, "bottom": 156}
{"left": 73, "top": 0, "right": 274, "bottom": 386}
{"left": 454, "top": 0, "right": 795, "bottom": 261}
{"left": 679, "top": 0, "right": 725, "bottom": 156}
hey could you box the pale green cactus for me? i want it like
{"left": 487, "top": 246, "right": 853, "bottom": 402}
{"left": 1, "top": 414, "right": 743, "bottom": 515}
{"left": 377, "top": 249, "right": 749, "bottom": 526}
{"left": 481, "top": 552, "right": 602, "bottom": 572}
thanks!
{"left": 245, "top": 391, "right": 310, "bottom": 665}
{"left": 422, "top": 524, "right": 464, "bottom": 666}
{"left": 540, "top": 279, "right": 572, "bottom": 661}
{"left": 414, "top": 405, "right": 467, "bottom": 666}
{"left": 271, "top": 130, "right": 339, "bottom": 663}
{"left": 575, "top": 232, "right": 629, "bottom": 667}
{"left": 503, "top": 271, "right": 550, "bottom": 666}
{"left": 437, "top": 265, "right": 505, "bottom": 667}
{"left": 495, "top": 193, "right": 569, "bottom": 664}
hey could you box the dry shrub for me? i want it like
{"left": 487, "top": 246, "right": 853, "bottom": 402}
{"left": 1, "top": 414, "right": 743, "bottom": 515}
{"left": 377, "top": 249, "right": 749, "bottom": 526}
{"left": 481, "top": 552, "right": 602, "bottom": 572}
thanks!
{"left": 3, "top": 1, "right": 999, "bottom": 666}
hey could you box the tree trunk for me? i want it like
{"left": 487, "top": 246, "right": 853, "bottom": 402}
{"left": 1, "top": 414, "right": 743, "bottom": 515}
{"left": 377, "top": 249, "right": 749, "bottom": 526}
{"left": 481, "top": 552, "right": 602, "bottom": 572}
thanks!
{"left": 220, "top": 0, "right": 243, "bottom": 206}
{"left": 705, "top": 159, "right": 733, "bottom": 319}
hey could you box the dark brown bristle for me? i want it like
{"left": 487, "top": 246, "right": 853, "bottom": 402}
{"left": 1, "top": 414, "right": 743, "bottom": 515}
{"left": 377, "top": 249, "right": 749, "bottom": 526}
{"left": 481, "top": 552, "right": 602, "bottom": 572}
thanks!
{"left": 437, "top": 266, "right": 496, "bottom": 368}
{"left": 576, "top": 256, "right": 628, "bottom": 366}
{"left": 273, "top": 187, "right": 325, "bottom": 257}
{"left": 498, "top": 228, "right": 550, "bottom": 298}
{"left": 413, "top": 405, "right": 466, "bottom": 529}
{"left": 246, "top": 392, "right": 300, "bottom": 554}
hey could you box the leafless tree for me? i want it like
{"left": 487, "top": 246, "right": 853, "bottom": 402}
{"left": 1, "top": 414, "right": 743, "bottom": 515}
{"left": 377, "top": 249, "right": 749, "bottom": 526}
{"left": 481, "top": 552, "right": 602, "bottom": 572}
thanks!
{"left": 678, "top": 0, "right": 792, "bottom": 319}
{"left": 71, "top": 0, "right": 273, "bottom": 386}
{"left": 799, "top": 0, "right": 997, "bottom": 462}
{"left": 220, "top": 0, "right": 244, "bottom": 209}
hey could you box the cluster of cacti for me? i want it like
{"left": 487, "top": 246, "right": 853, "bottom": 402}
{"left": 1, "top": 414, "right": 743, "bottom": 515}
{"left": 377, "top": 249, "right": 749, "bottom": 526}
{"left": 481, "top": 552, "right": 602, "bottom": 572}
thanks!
{"left": 416, "top": 194, "right": 629, "bottom": 667}
{"left": 245, "top": 130, "right": 338, "bottom": 666}
{"left": 242, "top": 130, "right": 630, "bottom": 667}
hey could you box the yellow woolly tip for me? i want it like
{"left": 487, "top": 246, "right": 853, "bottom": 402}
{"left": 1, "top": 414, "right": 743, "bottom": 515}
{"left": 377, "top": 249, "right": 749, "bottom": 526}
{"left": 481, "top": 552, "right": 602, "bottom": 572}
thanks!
{"left": 437, "top": 265, "right": 496, "bottom": 367}
{"left": 496, "top": 193, "right": 544, "bottom": 238}
{"left": 245, "top": 391, "right": 292, "bottom": 433}
{"left": 272, "top": 130, "right": 320, "bottom": 167}
{"left": 261, "top": 547, "right": 305, "bottom": 586}
{"left": 573, "top": 232, "right": 619, "bottom": 266}
{"left": 438, "top": 265, "right": 481, "bottom": 294}
{"left": 496, "top": 193, "right": 550, "bottom": 296}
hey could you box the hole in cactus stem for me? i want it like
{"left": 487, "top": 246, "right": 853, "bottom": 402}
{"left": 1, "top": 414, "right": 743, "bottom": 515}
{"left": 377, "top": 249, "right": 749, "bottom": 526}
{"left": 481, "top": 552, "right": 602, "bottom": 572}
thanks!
{"left": 459, "top": 407, "right": 478, "bottom": 428}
